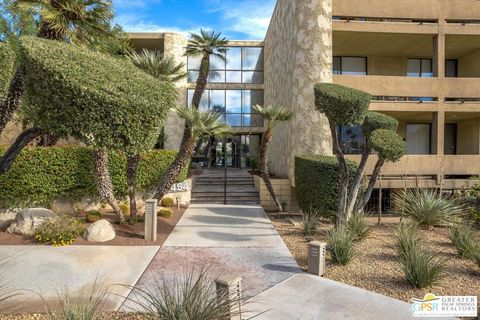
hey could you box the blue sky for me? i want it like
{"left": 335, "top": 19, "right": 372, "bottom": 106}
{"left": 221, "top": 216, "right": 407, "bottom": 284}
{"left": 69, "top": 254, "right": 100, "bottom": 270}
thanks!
{"left": 113, "top": 0, "right": 276, "bottom": 40}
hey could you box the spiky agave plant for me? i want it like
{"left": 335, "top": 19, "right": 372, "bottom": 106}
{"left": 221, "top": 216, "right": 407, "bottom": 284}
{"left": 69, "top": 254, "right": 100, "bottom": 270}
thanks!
{"left": 128, "top": 49, "right": 187, "bottom": 83}
{"left": 393, "top": 189, "right": 464, "bottom": 228}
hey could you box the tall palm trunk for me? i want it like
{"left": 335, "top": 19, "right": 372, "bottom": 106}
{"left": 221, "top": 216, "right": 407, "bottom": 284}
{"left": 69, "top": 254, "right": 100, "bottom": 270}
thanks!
{"left": 191, "top": 53, "right": 210, "bottom": 109}
{"left": 127, "top": 153, "right": 141, "bottom": 224}
{"left": 260, "top": 128, "right": 283, "bottom": 212}
{"left": 154, "top": 136, "right": 196, "bottom": 200}
{"left": 0, "top": 69, "right": 24, "bottom": 135}
{"left": 0, "top": 127, "right": 43, "bottom": 174}
{"left": 92, "top": 148, "right": 125, "bottom": 223}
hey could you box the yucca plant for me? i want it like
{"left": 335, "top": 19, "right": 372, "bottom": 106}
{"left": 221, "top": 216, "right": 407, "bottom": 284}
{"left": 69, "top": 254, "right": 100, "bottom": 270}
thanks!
{"left": 394, "top": 223, "right": 419, "bottom": 260}
{"left": 126, "top": 268, "right": 250, "bottom": 320}
{"left": 393, "top": 189, "right": 464, "bottom": 228}
{"left": 43, "top": 281, "right": 108, "bottom": 320}
{"left": 327, "top": 227, "right": 357, "bottom": 265}
{"left": 347, "top": 211, "right": 371, "bottom": 241}
{"left": 449, "top": 224, "right": 479, "bottom": 259}
{"left": 301, "top": 208, "right": 321, "bottom": 236}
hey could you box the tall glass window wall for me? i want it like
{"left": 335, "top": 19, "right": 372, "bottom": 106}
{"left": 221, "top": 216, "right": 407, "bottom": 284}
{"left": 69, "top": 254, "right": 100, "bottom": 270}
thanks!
{"left": 187, "top": 89, "right": 263, "bottom": 127}
{"left": 187, "top": 47, "right": 264, "bottom": 83}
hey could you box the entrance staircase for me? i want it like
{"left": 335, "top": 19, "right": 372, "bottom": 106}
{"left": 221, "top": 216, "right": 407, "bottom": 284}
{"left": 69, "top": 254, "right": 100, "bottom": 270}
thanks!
{"left": 191, "top": 169, "right": 260, "bottom": 204}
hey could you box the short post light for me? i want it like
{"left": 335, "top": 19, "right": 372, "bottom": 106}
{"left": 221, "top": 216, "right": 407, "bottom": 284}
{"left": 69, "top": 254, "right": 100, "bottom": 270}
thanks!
{"left": 308, "top": 241, "right": 326, "bottom": 276}
{"left": 144, "top": 199, "right": 157, "bottom": 241}
{"left": 215, "top": 276, "right": 242, "bottom": 320}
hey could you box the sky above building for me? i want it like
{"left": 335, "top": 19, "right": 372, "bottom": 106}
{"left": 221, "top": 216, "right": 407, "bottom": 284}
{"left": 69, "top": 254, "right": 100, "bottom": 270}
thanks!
{"left": 113, "top": 0, "right": 276, "bottom": 40}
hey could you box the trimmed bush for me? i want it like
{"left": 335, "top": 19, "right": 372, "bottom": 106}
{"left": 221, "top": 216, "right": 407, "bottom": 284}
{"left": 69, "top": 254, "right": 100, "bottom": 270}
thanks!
{"left": 35, "top": 215, "right": 84, "bottom": 246}
{"left": 295, "top": 155, "right": 357, "bottom": 216}
{"left": 362, "top": 111, "right": 398, "bottom": 136}
{"left": 369, "top": 129, "right": 406, "bottom": 162}
{"left": 19, "top": 36, "right": 177, "bottom": 153}
{"left": 449, "top": 224, "right": 479, "bottom": 259}
{"left": 160, "top": 196, "right": 175, "bottom": 207}
{"left": 0, "top": 42, "right": 15, "bottom": 103}
{"left": 158, "top": 208, "right": 173, "bottom": 218}
{"left": 347, "top": 211, "right": 370, "bottom": 241}
{"left": 393, "top": 189, "right": 464, "bottom": 228}
{"left": 327, "top": 227, "right": 357, "bottom": 265}
{"left": 0, "top": 147, "right": 188, "bottom": 208}
{"left": 85, "top": 210, "right": 103, "bottom": 223}
{"left": 314, "top": 83, "right": 371, "bottom": 126}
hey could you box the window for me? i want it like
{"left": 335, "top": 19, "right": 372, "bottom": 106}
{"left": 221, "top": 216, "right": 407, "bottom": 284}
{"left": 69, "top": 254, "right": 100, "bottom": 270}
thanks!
{"left": 406, "top": 124, "right": 431, "bottom": 154}
{"left": 187, "top": 89, "right": 263, "bottom": 127}
{"left": 187, "top": 47, "right": 264, "bottom": 83}
{"left": 445, "top": 59, "right": 458, "bottom": 78}
{"left": 444, "top": 123, "right": 457, "bottom": 155}
{"left": 333, "top": 57, "right": 367, "bottom": 75}
{"left": 407, "top": 58, "right": 432, "bottom": 77}
{"left": 338, "top": 126, "right": 366, "bottom": 154}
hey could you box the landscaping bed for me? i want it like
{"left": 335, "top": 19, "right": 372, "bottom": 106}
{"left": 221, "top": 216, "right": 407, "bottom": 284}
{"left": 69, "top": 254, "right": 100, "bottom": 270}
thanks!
{"left": 0, "top": 313, "right": 145, "bottom": 320}
{"left": 272, "top": 215, "right": 480, "bottom": 302}
{"left": 0, "top": 207, "right": 186, "bottom": 246}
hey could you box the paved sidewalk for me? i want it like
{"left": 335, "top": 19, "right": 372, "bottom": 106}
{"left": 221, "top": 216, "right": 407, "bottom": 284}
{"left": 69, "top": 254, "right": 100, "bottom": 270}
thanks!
{"left": 122, "top": 204, "right": 300, "bottom": 310}
{"left": 0, "top": 245, "right": 159, "bottom": 313}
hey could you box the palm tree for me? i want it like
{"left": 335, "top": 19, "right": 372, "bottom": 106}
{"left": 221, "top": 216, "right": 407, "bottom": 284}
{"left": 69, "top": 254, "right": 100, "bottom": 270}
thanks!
{"left": 0, "top": 0, "right": 113, "bottom": 137}
{"left": 253, "top": 105, "right": 293, "bottom": 212}
{"left": 152, "top": 29, "right": 228, "bottom": 200}
{"left": 153, "top": 107, "right": 231, "bottom": 199}
{"left": 128, "top": 49, "right": 186, "bottom": 82}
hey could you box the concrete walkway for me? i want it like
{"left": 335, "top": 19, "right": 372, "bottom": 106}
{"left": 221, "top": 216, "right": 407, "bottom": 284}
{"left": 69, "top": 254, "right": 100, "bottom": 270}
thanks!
{"left": 122, "top": 204, "right": 300, "bottom": 310}
{"left": 0, "top": 245, "right": 158, "bottom": 313}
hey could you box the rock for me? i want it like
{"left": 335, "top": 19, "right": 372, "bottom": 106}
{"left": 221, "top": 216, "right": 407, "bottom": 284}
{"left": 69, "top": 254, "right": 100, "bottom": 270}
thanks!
{"left": 84, "top": 219, "right": 115, "bottom": 242}
{"left": 0, "top": 208, "right": 20, "bottom": 231}
{"left": 6, "top": 208, "right": 56, "bottom": 236}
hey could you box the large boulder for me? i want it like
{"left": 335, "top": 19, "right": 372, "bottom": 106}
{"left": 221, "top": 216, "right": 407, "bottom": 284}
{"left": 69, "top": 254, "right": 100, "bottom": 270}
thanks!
{"left": 6, "top": 208, "right": 56, "bottom": 236}
{"left": 0, "top": 209, "right": 20, "bottom": 231}
{"left": 84, "top": 219, "right": 115, "bottom": 242}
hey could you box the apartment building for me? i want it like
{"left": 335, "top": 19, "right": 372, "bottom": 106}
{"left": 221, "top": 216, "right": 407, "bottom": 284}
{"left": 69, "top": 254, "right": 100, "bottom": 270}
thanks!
{"left": 127, "top": 0, "right": 480, "bottom": 210}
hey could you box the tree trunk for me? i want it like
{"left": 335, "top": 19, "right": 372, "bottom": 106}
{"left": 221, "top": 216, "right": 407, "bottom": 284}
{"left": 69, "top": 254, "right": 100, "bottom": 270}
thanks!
{"left": 359, "top": 158, "right": 385, "bottom": 210}
{"left": 153, "top": 136, "right": 196, "bottom": 200}
{"left": 330, "top": 124, "right": 349, "bottom": 226}
{"left": 345, "top": 145, "right": 370, "bottom": 220}
{"left": 0, "top": 127, "right": 43, "bottom": 174}
{"left": 38, "top": 133, "right": 59, "bottom": 147}
{"left": 0, "top": 69, "right": 24, "bottom": 136}
{"left": 127, "top": 153, "right": 141, "bottom": 224}
{"left": 92, "top": 148, "right": 125, "bottom": 223}
{"left": 191, "top": 53, "right": 210, "bottom": 109}
{"left": 260, "top": 129, "right": 283, "bottom": 212}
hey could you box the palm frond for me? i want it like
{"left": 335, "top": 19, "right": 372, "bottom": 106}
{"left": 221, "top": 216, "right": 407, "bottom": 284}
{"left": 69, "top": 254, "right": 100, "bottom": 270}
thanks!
{"left": 184, "top": 28, "right": 228, "bottom": 61}
{"left": 174, "top": 106, "right": 231, "bottom": 139}
{"left": 253, "top": 104, "right": 292, "bottom": 129}
{"left": 128, "top": 49, "right": 186, "bottom": 82}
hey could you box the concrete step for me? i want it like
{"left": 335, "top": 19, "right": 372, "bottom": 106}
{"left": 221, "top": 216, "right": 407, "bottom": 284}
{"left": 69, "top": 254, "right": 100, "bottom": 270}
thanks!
{"left": 192, "top": 192, "right": 259, "bottom": 197}
{"left": 191, "top": 196, "right": 260, "bottom": 202}
{"left": 196, "top": 178, "right": 254, "bottom": 183}
{"left": 190, "top": 199, "right": 260, "bottom": 204}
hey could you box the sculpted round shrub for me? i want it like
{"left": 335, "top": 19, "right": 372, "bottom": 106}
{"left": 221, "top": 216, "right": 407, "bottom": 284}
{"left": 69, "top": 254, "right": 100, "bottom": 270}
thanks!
{"left": 18, "top": 36, "right": 177, "bottom": 153}
{"left": 160, "top": 196, "right": 175, "bottom": 207}
{"left": 369, "top": 129, "right": 406, "bottom": 162}
{"left": 0, "top": 42, "right": 16, "bottom": 102}
{"left": 35, "top": 215, "right": 84, "bottom": 246}
{"left": 158, "top": 208, "right": 173, "bottom": 218}
{"left": 86, "top": 210, "right": 103, "bottom": 223}
{"left": 362, "top": 111, "right": 398, "bottom": 137}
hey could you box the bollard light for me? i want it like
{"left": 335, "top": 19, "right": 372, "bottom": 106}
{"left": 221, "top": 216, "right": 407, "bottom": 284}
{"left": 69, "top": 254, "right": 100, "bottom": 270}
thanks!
{"left": 215, "top": 276, "right": 242, "bottom": 320}
{"left": 144, "top": 199, "right": 157, "bottom": 241}
{"left": 308, "top": 241, "right": 326, "bottom": 276}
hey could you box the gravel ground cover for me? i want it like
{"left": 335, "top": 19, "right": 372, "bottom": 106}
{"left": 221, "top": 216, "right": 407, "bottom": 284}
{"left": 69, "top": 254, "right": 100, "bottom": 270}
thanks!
{"left": 272, "top": 215, "right": 480, "bottom": 303}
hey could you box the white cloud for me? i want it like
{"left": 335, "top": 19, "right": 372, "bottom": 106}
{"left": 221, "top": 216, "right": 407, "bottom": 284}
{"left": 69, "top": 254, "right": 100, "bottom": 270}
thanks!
{"left": 121, "top": 21, "right": 204, "bottom": 38}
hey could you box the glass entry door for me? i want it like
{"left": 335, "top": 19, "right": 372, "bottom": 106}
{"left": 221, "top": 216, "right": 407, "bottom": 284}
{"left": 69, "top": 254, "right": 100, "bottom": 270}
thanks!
{"left": 212, "top": 135, "right": 260, "bottom": 168}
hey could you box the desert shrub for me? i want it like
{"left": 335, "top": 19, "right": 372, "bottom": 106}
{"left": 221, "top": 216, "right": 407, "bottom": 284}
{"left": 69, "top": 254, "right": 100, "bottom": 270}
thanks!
{"left": 395, "top": 223, "right": 446, "bottom": 288}
{"left": 119, "top": 203, "right": 130, "bottom": 215}
{"left": 0, "top": 42, "right": 15, "bottom": 102}
{"left": 449, "top": 224, "right": 479, "bottom": 259}
{"left": 43, "top": 281, "right": 107, "bottom": 320}
{"left": 35, "top": 216, "right": 84, "bottom": 246}
{"left": 19, "top": 36, "right": 176, "bottom": 154}
{"left": 85, "top": 211, "right": 103, "bottom": 223}
{"left": 347, "top": 211, "right": 370, "bottom": 241}
{"left": 301, "top": 208, "right": 321, "bottom": 236}
{"left": 158, "top": 208, "right": 173, "bottom": 218}
{"left": 327, "top": 227, "right": 357, "bottom": 265}
{"left": 393, "top": 189, "right": 464, "bottom": 228}
{"left": 160, "top": 196, "right": 175, "bottom": 207}
{"left": 126, "top": 268, "right": 246, "bottom": 319}
{"left": 461, "top": 184, "right": 480, "bottom": 229}
{"left": 295, "top": 155, "right": 357, "bottom": 217}
{"left": 0, "top": 147, "right": 187, "bottom": 208}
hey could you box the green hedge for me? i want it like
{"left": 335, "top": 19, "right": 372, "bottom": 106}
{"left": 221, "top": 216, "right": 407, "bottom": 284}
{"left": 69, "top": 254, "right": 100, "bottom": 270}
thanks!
{"left": 0, "top": 42, "right": 15, "bottom": 102}
{"left": 295, "top": 155, "right": 358, "bottom": 216}
{"left": 0, "top": 146, "right": 187, "bottom": 208}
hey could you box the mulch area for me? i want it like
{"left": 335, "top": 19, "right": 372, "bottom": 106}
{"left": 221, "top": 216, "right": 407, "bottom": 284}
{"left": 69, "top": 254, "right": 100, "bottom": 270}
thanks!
{"left": 0, "top": 207, "right": 186, "bottom": 246}
{"left": 272, "top": 215, "right": 480, "bottom": 303}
